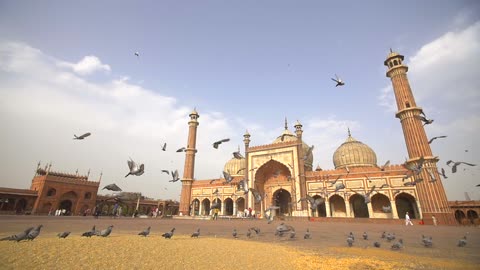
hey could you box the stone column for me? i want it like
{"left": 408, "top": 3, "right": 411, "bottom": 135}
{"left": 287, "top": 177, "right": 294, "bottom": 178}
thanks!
{"left": 390, "top": 201, "right": 399, "bottom": 219}
{"left": 198, "top": 201, "right": 202, "bottom": 216}
{"left": 233, "top": 200, "right": 237, "bottom": 217}
{"left": 367, "top": 203, "right": 374, "bottom": 218}
{"left": 325, "top": 201, "right": 331, "bottom": 217}
{"left": 345, "top": 202, "right": 352, "bottom": 218}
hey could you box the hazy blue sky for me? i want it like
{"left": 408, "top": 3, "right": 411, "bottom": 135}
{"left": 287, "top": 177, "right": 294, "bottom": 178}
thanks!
{"left": 0, "top": 1, "right": 479, "bottom": 200}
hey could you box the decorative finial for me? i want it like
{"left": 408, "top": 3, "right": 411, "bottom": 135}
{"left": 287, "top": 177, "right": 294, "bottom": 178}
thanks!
{"left": 284, "top": 117, "right": 288, "bottom": 130}
{"left": 390, "top": 48, "right": 393, "bottom": 53}
{"left": 99, "top": 171, "right": 103, "bottom": 181}
{"left": 347, "top": 127, "right": 351, "bottom": 137}
{"left": 87, "top": 169, "right": 91, "bottom": 178}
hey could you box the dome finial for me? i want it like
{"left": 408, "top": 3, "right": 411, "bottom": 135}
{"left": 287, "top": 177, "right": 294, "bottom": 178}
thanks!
{"left": 284, "top": 117, "right": 288, "bottom": 130}
{"left": 390, "top": 48, "right": 393, "bottom": 53}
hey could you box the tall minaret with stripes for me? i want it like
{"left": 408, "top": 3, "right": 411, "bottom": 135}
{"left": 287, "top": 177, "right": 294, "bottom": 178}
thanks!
{"left": 385, "top": 50, "right": 455, "bottom": 225}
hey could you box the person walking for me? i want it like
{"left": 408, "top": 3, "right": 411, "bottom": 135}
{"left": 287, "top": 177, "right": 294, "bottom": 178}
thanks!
{"left": 432, "top": 215, "right": 437, "bottom": 226}
{"left": 405, "top": 211, "right": 413, "bottom": 226}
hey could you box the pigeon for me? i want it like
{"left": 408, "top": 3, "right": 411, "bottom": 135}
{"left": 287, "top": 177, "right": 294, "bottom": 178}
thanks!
{"left": 438, "top": 168, "right": 448, "bottom": 179}
{"left": 363, "top": 232, "right": 368, "bottom": 240}
{"left": 379, "top": 160, "right": 391, "bottom": 171}
{"left": 125, "top": 158, "right": 145, "bottom": 177}
{"left": 138, "top": 226, "right": 151, "bottom": 237}
{"left": 191, "top": 228, "right": 200, "bottom": 238}
{"left": 427, "top": 169, "right": 437, "bottom": 183}
{"left": 102, "top": 183, "right": 122, "bottom": 192}
{"left": 250, "top": 227, "right": 261, "bottom": 235}
{"left": 161, "top": 143, "right": 167, "bottom": 151}
{"left": 213, "top": 138, "right": 230, "bottom": 149}
{"left": 176, "top": 147, "right": 186, "bottom": 152}
{"left": 212, "top": 188, "right": 219, "bottom": 195}
{"left": 421, "top": 235, "right": 433, "bottom": 247}
{"left": 248, "top": 188, "right": 263, "bottom": 203}
{"left": 404, "top": 156, "right": 425, "bottom": 175}
{"left": 246, "top": 229, "right": 252, "bottom": 238}
{"left": 331, "top": 74, "right": 345, "bottom": 87}
{"left": 211, "top": 201, "right": 221, "bottom": 210}
{"left": 232, "top": 229, "right": 238, "bottom": 238}
{"left": 381, "top": 232, "right": 386, "bottom": 239}
{"left": 134, "top": 52, "right": 140, "bottom": 57}
{"left": 415, "top": 111, "right": 434, "bottom": 125}
{"left": 457, "top": 235, "right": 467, "bottom": 247}
{"left": 350, "top": 185, "right": 376, "bottom": 204}
{"left": 391, "top": 239, "right": 403, "bottom": 250}
{"left": 379, "top": 183, "right": 390, "bottom": 189}
{"left": 298, "top": 195, "right": 325, "bottom": 210}
{"left": 275, "top": 223, "right": 294, "bottom": 236}
{"left": 57, "top": 231, "right": 71, "bottom": 239}
{"left": 428, "top": 136, "right": 447, "bottom": 144}
{"left": 304, "top": 145, "right": 314, "bottom": 160}
{"left": 334, "top": 183, "right": 346, "bottom": 192}
{"left": 328, "top": 175, "right": 342, "bottom": 186}
{"left": 446, "top": 160, "right": 477, "bottom": 173}
{"left": 161, "top": 228, "right": 175, "bottom": 239}
{"left": 236, "top": 179, "right": 249, "bottom": 194}
{"left": 223, "top": 171, "right": 233, "bottom": 184}
{"left": 347, "top": 236, "right": 354, "bottom": 247}
{"left": 382, "top": 205, "right": 392, "bottom": 213}
{"left": 97, "top": 225, "right": 113, "bottom": 237}
{"left": 304, "top": 229, "right": 311, "bottom": 239}
{"left": 386, "top": 233, "right": 396, "bottom": 242}
{"left": 82, "top": 225, "right": 97, "bottom": 237}
{"left": 73, "top": 132, "right": 91, "bottom": 140}
{"left": 233, "top": 151, "right": 244, "bottom": 159}
{"left": 0, "top": 227, "right": 34, "bottom": 242}
{"left": 169, "top": 170, "right": 180, "bottom": 182}
{"left": 290, "top": 230, "right": 296, "bottom": 239}
{"left": 373, "top": 242, "right": 381, "bottom": 248}
{"left": 26, "top": 225, "right": 43, "bottom": 241}
{"left": 161, "top": 170, "right": 170, "bottom": 175}
{"left": 348, "top": 232, "right": 355, "bottom": 241}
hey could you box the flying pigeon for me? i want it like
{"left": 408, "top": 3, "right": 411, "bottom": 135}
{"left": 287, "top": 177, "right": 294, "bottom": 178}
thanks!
{"left": 404, "top": 156, "right": 425, "bottom": 175}
{"left": 169, "top": 170, "right": 180, "bottom": 182}
{"left": 304, "top": 145, "right": 314, "bottom": 161}
{"left": 446, "top": 160, "right": 477, "bottom": 173}
{"left": 138, "top": 226, "right": 151, "bottom": 237}
{"left": 0, "top": 227, "right": 34, "bottom": 242}
{"left": 248, "top": 188, "right": 264, "bottom": 203}
{"left": 415, "top": 111, "right": 434, "bottom": 125}
{"left": 379, "top": 183, "right": 389, "bottom": 189}
{"left": 427, "top": 168, "right": 437, "bottom": 183}
{"left": 176, "top": 147, "right": 186, "bottom": 152}
{"left": 191, "top": 228, "right": 200, "bottom": 238}
{"left": 233, "top": 151, "right": 244, "bottom": 159}
{"left": 161, "top": 170, "right": 170, "bottom": 175}
{"left": 334, "top": 183, "right": 346, "bottom": 192}
{"left": 246, "top": 229, "right": 252, "bottom": 238}
{"left": 161, "top": 228, "right": 175, "bottom": 239}
{"left": 428, "top": 136, "right": 447, "bottom": 144}
{"left": 382, "top": 205, "right": 392, "bottom": 213}
{"left": 73, "top": 132, "right": 91, "bottom": 140}
{"left": 161, "top": 143, "right": 167, "bottom": 151}
{"left": 438, "top": 168, "right": 448, "bottom": 179}
{"left": 379, "top": 160, "right": 390, "bottom": 171}
{"left": 328, "top": 175, "right": 342, "bottom": 186}
{"left": 331, "top": 74, "right": 345, "bottom": 87}
{"left": 102, "top": 183, "right": 122, "bottom": 192}
{"left": 213, "top": 138, "right": 230, "bottom": 149}
{"left": 57, "top": 231, "right": 71, "bottom": 239}
{"left": 223, "top": 171, "right": 233, "bottom": 184}
{"left": 125, "top": 158, "right": 145, "bottom": 177}
{"left": 134, "top": 52, "right": 139, "bottom": 57}
{"left": 298, "top": 195, "right": 324, "bottom": 210}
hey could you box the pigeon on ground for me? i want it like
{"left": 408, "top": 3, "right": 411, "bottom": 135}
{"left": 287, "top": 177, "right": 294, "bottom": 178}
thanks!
{"left": 232, "top": 229, "right": 238, "bottom": 238}
{"left": 348, "top": 232, "right": 355, "bottom": 241}
{"left": 428, "top": 136, "right": 447, "bottom": 144}
{"left": 138, "top": 226, "right": 151, "bottom": 237}
{"left": 275, "top": 223, "right": 294, "bottom": 237}
{"left": 446, "top": 160, "right": 477, "bottom": 173}
{"left": 97, "top": 225, "right": 113, "bottom": 237}
{"left": 290, "top": 230, "right": 296, "bottom": 239}
{"left": 73, "top": 132, "right": 91, "bottom": 140}
{"left": 82, "top": 225, "right": 97, "bottom": 237}
{"left": 26, "top": 225, "right": 43, "bottom": 241}
{"left": 161, "top": 228, "right": 175, "bottom": 239}
{"left": 347, "top": 236, "right": 354, "bottom": 247}
{"left": 374, "top": 242, "right": 381, "bottom": 248}
{"left": 57, "top": 231, "right": 71, "bottom": 239}
{"left": 386, "top": 233, "right": 396, "bottom": 242}
{"left": 125, "top": 158, "right": 145, "bottom": 177}
{"left": 213, "top": 138, "right": 230, "bottom": 149}
{"left": 250, "top": 227, "right": 260, "bottom": 235}
{"left": 191, "top": 228, "right": 200, "bottom": 238}
{"left": 331, "top": 74, "right": 345, "bottom": 87}
{"left": 391, "top": 239, "right": 403, "bottom": 250}
{"left": 102, "top": 183, "right": 122, "bottom": 192}
{"left": 246, "top": 229, "right": 252, "bottom": 238}
{"left": 457, "top": 235, "right": 467, "bottom": 247}
{"left": 422, "top": 235, "right": 433, "bottom": 247}
{"left": 381, "top": 231, "right": 386, "bottom": 239}
{"left": 304, "top": 229, "right": 311, "bottom": 239}
{"left": 363, "top": 232, "right": 368, "bottom": 240}
{"left": 0, "top": 227, "right": 34, "bottom": 242}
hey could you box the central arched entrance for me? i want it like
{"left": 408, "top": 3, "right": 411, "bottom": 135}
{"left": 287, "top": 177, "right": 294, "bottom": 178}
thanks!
{"left": 59, "top": 200, "right": 73, "bottom": 215}
{"left": 312, "top": 195, "right": 326, "bottom": 217}
{"left": 273, "top": 189, "right": 291, "bottom": 216}
{"left": 224, "top": 198, "right": 234, "bottom": 216}
{"left": 395, "top": 193, "right": 419, "bottom": 219}
{"left": 350, "top": 194, "right": 369, "bottom": 218}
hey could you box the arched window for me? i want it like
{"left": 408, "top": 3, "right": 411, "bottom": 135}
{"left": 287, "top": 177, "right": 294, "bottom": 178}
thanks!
{"left": 47, "top": 188, "right": 56, "bottom": 197}
{"left": 84, "top": 192, "right": 92, "bottom": 200}
{"left": 393, "top": 60, "right": 398, "bottom": 66}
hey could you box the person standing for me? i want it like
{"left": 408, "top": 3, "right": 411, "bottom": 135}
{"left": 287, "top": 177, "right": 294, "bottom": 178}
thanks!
{"left": 405, "top": 211, "right": 413, "bottom": 226}
{"left": 432, "top": 215, "right": 437, "bottom": 226}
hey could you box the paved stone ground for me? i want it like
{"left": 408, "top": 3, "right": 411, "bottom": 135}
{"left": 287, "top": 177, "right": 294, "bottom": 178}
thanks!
{"left": 1, "top": 215, "right": 479, "bottom": 264}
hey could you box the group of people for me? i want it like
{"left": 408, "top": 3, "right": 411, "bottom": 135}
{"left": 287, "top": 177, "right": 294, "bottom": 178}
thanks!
{"left": 49, "top": 208, "right": 68, "bottom": 216}
{"left": 405, "top": 212, "right": 438, "bottom": 226}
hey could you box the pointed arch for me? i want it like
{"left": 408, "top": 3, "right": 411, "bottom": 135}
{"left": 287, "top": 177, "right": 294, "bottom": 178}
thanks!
{"left": 201, "top": 198, "right": 210, "bottom": 216}
{"left": 329, "top": 194, "right": 346, "bottom": 217}
{"left": 349, "top": 194, "right": 369, "bottom": 218}
{"left": 395, "top": 192, "right": 419, "bottom": 219}
{"left": 371, "top": 193, "right": 392, "bottom": 218}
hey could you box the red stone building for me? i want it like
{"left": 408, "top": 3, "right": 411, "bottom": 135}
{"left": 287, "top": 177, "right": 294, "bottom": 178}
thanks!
{"left": 179, "top": 51, "right": 460, "bottom": 225}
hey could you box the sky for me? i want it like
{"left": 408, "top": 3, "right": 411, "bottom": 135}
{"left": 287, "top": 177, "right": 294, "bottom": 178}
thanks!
{"left": 0, "top": 1, "right": 479, "bottom": 201}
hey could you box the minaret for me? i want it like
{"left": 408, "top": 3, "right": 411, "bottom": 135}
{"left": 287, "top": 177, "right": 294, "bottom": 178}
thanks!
{"left": 243, "top": 130, "right": 251, "bottom": 208}
{"left": 385, "top": 51, "right": 455, "bottom": 225}
{"left": 294, "top": 120, "right": 307, "bottom": 211}
{"left": 179, "top": 108, "right": 199, "bottom": 216}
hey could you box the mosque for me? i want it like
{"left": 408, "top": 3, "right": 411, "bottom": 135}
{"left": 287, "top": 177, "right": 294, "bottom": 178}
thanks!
{"left": 178, "top": 51, "right": 459, "bottom": 225}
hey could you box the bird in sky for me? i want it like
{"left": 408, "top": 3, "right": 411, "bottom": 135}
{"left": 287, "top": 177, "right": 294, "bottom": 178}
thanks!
{"left": 404, "top": 156, "right": 425, "bottom": 175}
{"left": 428, "top": 136, "right": 447, "bottom": 144}
{"left": 176, "top": 147, "right": 186, "bottom": 152}
{"left": 415, "top": 111, "right": 434, "bottom": 125}
{"left": 223, "top": 171, "right": 233, "bottom": 184}
{"left": 446, "top": 160, "right": 477, "bottom": 173}
{"left": 331, "top": 74, "right": 345, "bottom": 87}
{"left": 169, "top": 170, "right": 180, "bottom": 182}
{"left": 298, "top": 195, "right": 325, "bottom": 210}
{"left": 161, "top": 142, "right": 167, "bottom": 151}
{"left": 427, "top": 168, "right": 437, "bottom": 183}
{"left": 73, "top": 132, "right": 91, "bottom": 140}
{"left": 379, "top": 160, "right": 390, "bottom": 171}
{"left": 102, "top": 183, "right": 122, "bottom": 192}
{"left": 304, "top": 145, "right": 314, "bottom": 161}
{"left": 161, "top": 170, "right": 170, "bottom": 175}
{"left": 213, "top": 138, "right": 230, "bottom": 149}
{"left": 233, "top": 151, "right": 244, "bottom": 159}
{"left": 125, "top": 158, "right": 145, "bottom": 177}
{"left": 134, "top": 52, "right": 139, "bottom": 57}
{"left": 438, "top": 168, "right": 448, "bottom": 179}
